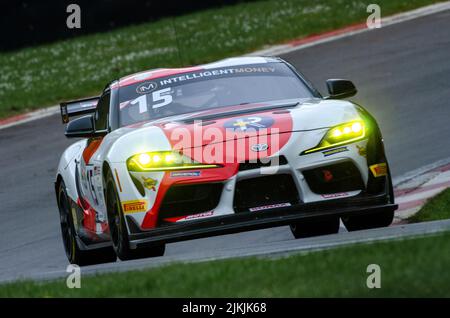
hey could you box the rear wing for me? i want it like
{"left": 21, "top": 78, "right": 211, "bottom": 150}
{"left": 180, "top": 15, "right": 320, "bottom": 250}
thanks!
{"left": 60, "top": 96, "right": 100, "bottom": 123}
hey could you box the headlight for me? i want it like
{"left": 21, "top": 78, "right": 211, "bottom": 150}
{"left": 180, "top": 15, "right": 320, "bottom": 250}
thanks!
{"left": 301, "top": 120, "right": 366, "bottom": 155}
{"left": 127, "top": 151, "right": 220, "bottom": 172}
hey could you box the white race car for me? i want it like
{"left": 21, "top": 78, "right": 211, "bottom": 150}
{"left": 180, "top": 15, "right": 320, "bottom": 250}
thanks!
{"left": 55, "top": 56, "right": 397, "bottom": 265}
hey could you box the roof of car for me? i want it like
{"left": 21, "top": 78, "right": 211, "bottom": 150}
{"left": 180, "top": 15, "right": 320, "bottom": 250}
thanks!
{"left": 114, "top": 56, "right": 282, "bottom": 88}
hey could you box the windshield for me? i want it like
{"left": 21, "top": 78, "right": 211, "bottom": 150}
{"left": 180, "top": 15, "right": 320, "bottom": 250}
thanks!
{"left": 118, "top": 62, "right": 314, "bottom": 126}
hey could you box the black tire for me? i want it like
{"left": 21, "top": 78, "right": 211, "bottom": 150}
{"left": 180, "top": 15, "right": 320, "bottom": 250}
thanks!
{"left": 290, "top": 217, "right": 340, "bottom": 239}
{"left": 58, "top": 180, "right": 117, "bottom": 266}
{"left": 105, "top": 170, "right": 165, "bottom": 261}
{"left": 342, "top": 209, "right": 394, "bottom": 231}
{"left": 342, "top": 172, "right": 395, "bottom": 231}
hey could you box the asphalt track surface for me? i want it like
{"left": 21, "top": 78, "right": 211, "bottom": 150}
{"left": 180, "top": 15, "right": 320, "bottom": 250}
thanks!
{"left": 1, "top": 10, "right": 450, "bottom": 282}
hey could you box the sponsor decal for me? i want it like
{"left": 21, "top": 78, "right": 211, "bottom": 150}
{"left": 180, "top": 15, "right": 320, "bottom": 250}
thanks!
{"left": 141, "top": 176, "right": 158, "bottom": 191}
{"left": 136, "top": 81, "right": 158, "bottom": 94}
{"left": 170, "top": 171, "right": 201, "bottom": 177}
{"left": 322, "top": 146, "right": 349, "bottom": 157}
{"left": 224, "top": 116, "right": 274, "bottom": 132}
{"left": 183, "top": 211, "right": 214, "bottom": 220}
{"left": 250, "top": 143, "right": 269, "bottom": 152}
{"left": 356, "top": 145, "right": 367, "bottom": 157}
{"left": 122, "top": 200, "right": 148, "bottom": 214}
{"left": 370, "top": 163, "right": 388, "bottom": 177}
{"left": 321, "top": 192, "right": 350, "bottom": 199}
{"left": 249, "top": 202, "right": 291, "bottom": 212}
{"left": 165, "top": 210, "right": 215, "bottom": 223}
{"left": 158, "top": 66, "right": 277, "bottom": 87}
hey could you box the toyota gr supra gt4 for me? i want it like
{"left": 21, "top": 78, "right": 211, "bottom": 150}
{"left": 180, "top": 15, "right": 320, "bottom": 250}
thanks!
{"left": 55, "top": 56, "right": 397, "bottom": 265}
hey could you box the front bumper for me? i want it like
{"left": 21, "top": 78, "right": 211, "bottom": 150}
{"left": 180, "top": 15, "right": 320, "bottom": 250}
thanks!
{"left": 118, "top": 125, "right": 395, "bottom": 247}
{"left": 128, "top": 191, "right": 397, "bottom": 249}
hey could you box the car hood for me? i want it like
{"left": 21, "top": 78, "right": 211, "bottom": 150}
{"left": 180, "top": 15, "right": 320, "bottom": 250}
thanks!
{"left": 103, "top": 98, "right": 363, "bottom": 162}
{"left": 125, "top": 98, "right": 360, "bottom": 137}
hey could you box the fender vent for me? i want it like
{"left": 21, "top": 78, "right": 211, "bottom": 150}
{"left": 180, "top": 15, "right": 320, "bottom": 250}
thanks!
{"left": 130, "top": 174, "right": 145, "bottom": 197}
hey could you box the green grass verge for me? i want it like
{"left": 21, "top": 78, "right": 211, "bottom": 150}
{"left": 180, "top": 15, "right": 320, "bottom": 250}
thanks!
{"left": 1, "top": 232, "right": 449, "bottom": 297}
{"left": 0, "top": 0, "right": 444, "bottom": 118}
{"left": 408, "top": 188, "right": 450, "bottom": 223}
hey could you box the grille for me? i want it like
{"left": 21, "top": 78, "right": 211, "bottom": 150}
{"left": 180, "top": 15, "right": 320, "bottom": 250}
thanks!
{"left": 238, "top": 156, "right": 288, "bottom": 171}
{"left": 158, "top": 183, "right": 223, "bottom": 221}
{"left": 233, "top": 174, "right": 299, "bottom": 212}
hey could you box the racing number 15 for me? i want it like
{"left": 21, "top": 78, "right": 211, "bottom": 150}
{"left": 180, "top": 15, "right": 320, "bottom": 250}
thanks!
{"left": 131, "top": 88, "right": 173, "bottom": 113}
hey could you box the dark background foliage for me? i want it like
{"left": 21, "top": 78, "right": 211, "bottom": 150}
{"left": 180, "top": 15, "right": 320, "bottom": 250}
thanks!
{"left": 0, "top": 0, "right": 255, "bottom": 51}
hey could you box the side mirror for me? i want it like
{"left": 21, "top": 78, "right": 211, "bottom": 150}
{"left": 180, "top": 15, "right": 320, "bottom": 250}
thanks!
{"left": 326, "top": 79, "right": 357, "bottom": 99}
{"left": 65, "top": 115, "right": 95, "bottom": 138}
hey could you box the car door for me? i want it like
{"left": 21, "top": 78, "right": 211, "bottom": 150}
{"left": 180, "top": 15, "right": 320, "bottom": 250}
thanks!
{"left": 78, "top": 91, "right": 110, "bottom": 223}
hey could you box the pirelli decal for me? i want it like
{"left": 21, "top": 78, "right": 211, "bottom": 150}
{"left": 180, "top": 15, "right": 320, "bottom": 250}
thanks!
{"left": 370, "top": 163, "right": 388, "bottom": 178}
{"left": 122, "top": 200, "right": 148, "bottom": 214}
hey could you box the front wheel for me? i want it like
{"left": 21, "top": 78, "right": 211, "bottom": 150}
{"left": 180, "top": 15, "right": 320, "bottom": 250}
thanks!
{"left": 290, "top": 217, "right": 340, "bottom": 239}
{"left": 58, "top": 180, "right": 117, "bottom": 266}
{"left": 105, "top": 170, "right": 165, "bottom": 261}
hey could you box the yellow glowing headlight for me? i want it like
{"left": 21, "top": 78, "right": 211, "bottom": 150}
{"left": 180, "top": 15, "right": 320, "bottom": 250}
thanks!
{"left": 138, "top": 153, "right": 151, "bottom": 165}
{"left": 302, "top": 120, "right": 367, "bottom": 155}
{"left": 127, "top": 151, "right": 220, "bottom": 172}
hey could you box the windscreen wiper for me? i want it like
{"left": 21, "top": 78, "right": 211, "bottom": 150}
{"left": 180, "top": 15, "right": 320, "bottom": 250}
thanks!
{"left": 182, "top": 101, "right": 300, "bottom": 124}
